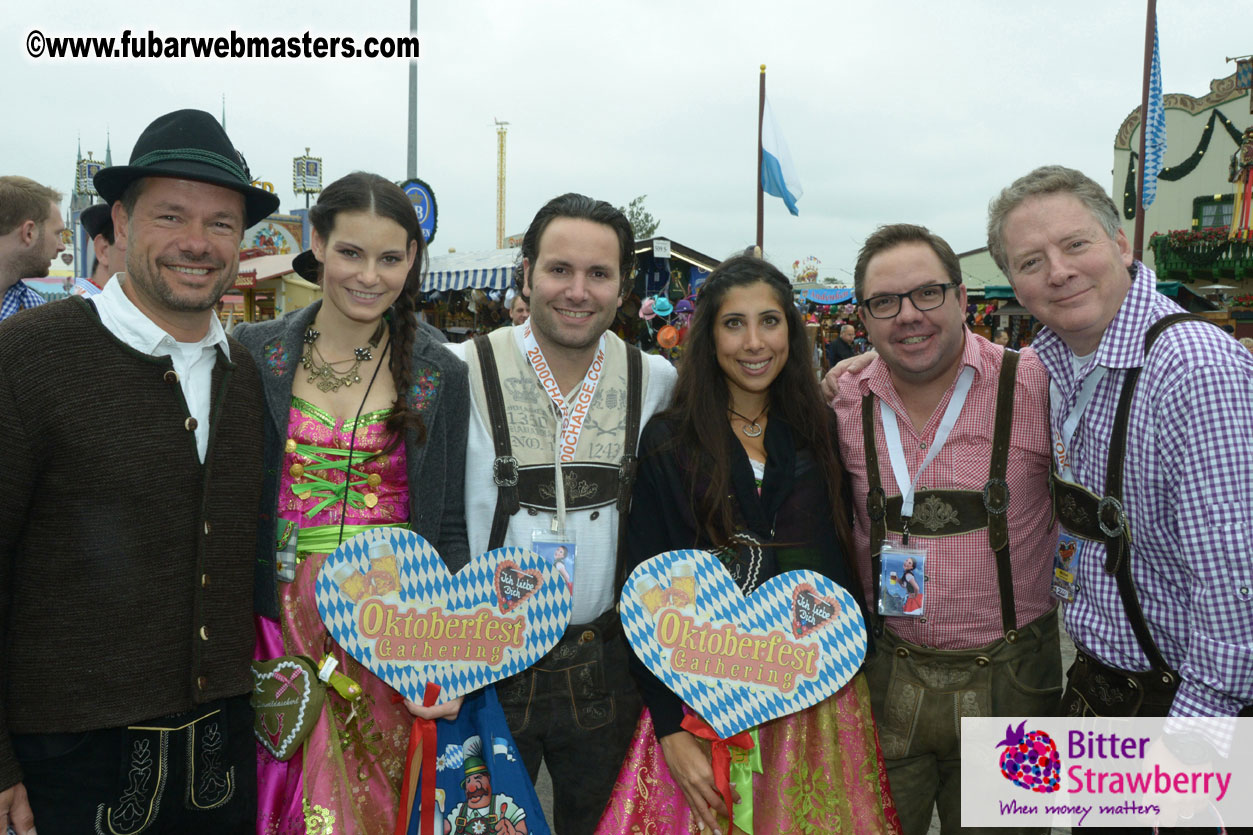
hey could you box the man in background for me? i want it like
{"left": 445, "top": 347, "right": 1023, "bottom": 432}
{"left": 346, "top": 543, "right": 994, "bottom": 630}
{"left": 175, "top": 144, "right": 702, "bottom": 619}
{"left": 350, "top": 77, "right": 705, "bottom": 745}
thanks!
{"left": 80, "top": 201, "right": 124, "bottom": 291}
{"left": 0, "top": 176, "right": 65, "bottom": 322}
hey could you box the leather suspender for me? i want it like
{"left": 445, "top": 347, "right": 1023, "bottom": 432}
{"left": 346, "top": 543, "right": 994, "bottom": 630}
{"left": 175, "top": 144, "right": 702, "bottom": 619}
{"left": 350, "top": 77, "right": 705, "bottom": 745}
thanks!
{"left": 614, "top": 346, "right": 643, "bottom": 592}
{"left": 475, "top": 336, "right": 645, "bottom": 559}
{"left": 474, "top": 335, "right": 519, "bottom": 551}
{"left": 1100, "top": 312, "right": 1208, "bottom": 679}
{"left": 864, "top": 347, "right": 1020, "bottom": 638}
{"left": 988, "top": 349, "right": 1019, "bottom": 638}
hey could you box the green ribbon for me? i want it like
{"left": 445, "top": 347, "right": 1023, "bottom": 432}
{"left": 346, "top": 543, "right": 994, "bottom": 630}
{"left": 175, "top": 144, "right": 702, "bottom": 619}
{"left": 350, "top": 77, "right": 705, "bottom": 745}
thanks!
{"left": 289, "top": 442, "right": 383, "bottom": 518}
{"left": 729, "top": 727, "right": 763, "bottom": 833}
{"left": 294, "top": 522, "right": 410, "bottom": 556}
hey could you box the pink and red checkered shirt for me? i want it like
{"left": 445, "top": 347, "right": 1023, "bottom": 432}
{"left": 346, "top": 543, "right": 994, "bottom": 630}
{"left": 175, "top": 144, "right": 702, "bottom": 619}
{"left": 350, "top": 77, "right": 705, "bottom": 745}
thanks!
{"left": 834, "top": 330, "right": 1057, "bottom": 649}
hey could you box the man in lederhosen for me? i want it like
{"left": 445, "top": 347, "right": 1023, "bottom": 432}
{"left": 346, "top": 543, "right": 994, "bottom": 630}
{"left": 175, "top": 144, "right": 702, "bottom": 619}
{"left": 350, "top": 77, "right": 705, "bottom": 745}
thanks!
{"left": 989, "top": 165, "right": 1253, "bottom": 833}
{"left": 441, "top": 194, "right": 676, "bottom": 834}
{"left": 831, "top": 223, "right": 1060, "bottom": 835}
{"left": 0, "top": 109, "right": 275, "bottom": 835}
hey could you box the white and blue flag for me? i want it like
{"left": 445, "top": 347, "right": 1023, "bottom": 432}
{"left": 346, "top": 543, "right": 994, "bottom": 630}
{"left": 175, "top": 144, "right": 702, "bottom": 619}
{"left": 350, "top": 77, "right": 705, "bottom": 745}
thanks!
{"left": 761, "top": 97, "right": 802, "bottom": 216}
{"left": 1142, "top": 19, "right": 1167, "bottom": 208}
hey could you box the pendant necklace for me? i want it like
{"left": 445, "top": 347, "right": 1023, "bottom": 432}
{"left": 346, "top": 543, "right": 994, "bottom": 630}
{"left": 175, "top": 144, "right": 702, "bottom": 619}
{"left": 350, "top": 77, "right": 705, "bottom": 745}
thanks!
{"left": 728, "top": 405, "right": 768, "bottom": 438}
{"left": 301, "top": 320, "right": 386, "bottom": 392}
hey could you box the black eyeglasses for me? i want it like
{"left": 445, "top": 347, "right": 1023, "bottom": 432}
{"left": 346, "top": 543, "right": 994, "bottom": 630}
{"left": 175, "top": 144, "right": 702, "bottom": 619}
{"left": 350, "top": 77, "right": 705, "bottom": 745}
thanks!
{"left": 860, "top": 283, "right": 958, "bottom": 319}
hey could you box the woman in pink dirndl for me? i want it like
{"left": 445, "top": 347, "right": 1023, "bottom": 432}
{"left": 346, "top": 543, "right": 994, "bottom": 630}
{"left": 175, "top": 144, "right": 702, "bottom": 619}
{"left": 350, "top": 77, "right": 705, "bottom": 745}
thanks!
{"left": 596, "top": 255, "right": 901, "bottom": 835}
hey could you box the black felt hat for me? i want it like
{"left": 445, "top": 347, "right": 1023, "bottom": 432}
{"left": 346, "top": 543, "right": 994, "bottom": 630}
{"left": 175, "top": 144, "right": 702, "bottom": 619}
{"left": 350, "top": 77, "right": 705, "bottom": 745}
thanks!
{"left": 94, "top": 109, "right": 280, "bottom": 227}
{"left": 79, "top": 203, "right": 113, "bottom": 239}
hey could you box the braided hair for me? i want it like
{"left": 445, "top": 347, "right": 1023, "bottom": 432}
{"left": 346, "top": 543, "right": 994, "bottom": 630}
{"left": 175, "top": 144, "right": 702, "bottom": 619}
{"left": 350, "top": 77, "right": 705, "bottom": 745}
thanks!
{"left": 308, "top": 172, "right": 429, "bottom": 445}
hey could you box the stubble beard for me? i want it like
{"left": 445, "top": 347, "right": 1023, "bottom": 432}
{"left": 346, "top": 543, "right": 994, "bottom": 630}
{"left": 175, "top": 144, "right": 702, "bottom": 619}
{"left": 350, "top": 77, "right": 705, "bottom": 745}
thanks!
{"left": 15, "top": 241, "right": 52, "bottom": 279}
{"left": 128, "top": 253, "right": 237, "bottom": 313}
{"left": 529, "top": 304, "right": 612, "bottom": 354}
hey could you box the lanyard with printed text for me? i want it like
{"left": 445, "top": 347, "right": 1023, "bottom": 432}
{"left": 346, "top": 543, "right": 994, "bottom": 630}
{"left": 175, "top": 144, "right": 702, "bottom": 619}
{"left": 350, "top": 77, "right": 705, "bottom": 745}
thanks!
{"left": 880, "top": 366, "right": 975, "bottom": 544}
{"left": 522, "top": 322, "right": 606, "bottom": 533}
{"left": 521, "top": 322, "right": 606, "bottom": 463}
{"left": 1049, "top": 365, "right": 1107, "bottom": 482}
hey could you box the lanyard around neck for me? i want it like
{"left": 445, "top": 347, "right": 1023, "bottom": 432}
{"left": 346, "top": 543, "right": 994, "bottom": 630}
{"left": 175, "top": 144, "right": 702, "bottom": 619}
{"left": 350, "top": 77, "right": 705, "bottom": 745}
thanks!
{"left": 521, "top": 323, "right": 606, "bottom": 532}
{"left": 521, "top": 323, "right": 606, "bottom": 462}
{"left": 1049, "top": 364, "right": 1107, "bottom": 482}
{"left": 879, "top": 365, "right": 975, "bottom": 522}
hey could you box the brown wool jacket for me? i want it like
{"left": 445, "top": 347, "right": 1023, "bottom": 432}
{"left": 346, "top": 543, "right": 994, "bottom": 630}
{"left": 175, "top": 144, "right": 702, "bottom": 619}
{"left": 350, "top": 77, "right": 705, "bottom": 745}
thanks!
{"left": 0, "top": 298, "right": 265, "bottom": 791}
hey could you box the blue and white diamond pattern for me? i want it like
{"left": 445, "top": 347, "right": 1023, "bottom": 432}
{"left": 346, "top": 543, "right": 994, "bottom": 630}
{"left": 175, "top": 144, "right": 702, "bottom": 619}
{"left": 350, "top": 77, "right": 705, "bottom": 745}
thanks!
{"left": 620, "top": 549, "right": 867, "bottom": 739}
{"left": 1142, "top": 19, "right": 1167, "bottom": 208}
{"left": 315, "top": 529, "right": 572, "bottom": 703}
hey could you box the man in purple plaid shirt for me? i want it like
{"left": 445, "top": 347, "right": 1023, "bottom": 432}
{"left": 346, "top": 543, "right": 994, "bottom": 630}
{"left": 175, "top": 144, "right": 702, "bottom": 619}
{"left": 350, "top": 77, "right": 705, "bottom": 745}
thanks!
{"left": 987, "top": 165, "right": 1253, "bottom": 725}
{"left": 0, "top": 177, "right": 65, "bottom": 322}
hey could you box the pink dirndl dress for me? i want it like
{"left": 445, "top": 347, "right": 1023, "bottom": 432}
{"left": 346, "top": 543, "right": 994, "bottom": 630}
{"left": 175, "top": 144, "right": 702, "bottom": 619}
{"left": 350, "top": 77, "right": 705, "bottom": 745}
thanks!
{"left": 256, "top": 399, "right": 413, "bottom": 835}
{"left": 595, "top": 673, "right": 902, "bottom": 835}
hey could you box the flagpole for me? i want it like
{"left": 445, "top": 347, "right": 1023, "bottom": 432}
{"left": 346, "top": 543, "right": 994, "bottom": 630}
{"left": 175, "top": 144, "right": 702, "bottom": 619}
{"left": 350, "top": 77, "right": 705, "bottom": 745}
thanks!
{"left": 757, "top": 64, "right": 765, "bottom": 252}
{"left": 1133, "top": 0, "right": 1156, "bottom": 260}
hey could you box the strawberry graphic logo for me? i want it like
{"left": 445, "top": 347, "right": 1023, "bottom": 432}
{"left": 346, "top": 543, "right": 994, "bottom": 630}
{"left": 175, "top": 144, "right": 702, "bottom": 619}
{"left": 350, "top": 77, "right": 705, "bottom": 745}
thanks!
{"left": 996, "top": 721, "right": 1061, "bottom": 793}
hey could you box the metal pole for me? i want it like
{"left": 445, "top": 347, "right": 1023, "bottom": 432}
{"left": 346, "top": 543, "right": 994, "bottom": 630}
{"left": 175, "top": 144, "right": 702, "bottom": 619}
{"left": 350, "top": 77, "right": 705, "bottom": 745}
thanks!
{"left": 1133, "top": 0, "right": 1156, "bottom": 260}
{"left": 407, "top": 0, "right": 418, "bottom": 179}
{"left": 757, "top": 64, "right": 765, "bottom": 252}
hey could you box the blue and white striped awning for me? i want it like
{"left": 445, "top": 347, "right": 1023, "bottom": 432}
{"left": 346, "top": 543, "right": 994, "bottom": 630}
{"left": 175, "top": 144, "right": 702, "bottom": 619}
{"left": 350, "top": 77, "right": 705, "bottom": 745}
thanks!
{"left": 424, "top": 248, "right": 519, "bottom": 292}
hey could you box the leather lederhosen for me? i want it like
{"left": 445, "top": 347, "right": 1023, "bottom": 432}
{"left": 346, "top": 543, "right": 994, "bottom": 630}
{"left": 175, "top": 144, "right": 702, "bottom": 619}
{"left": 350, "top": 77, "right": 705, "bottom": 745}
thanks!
{"left": 863, "top": 347, "right": 1021, "bottom": 640}
{"left": 471, "top": 335, "right": 644, "bottom": 586}
{"left": 1052, "top": 312, "right": 1252, "bottom": 717}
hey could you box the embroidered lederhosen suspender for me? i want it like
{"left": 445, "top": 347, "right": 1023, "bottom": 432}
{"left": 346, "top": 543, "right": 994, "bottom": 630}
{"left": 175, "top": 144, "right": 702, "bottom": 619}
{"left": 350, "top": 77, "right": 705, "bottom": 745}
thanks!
{"left": 1050, "top": 312, "right": 1210, "bottom": 685}
{"left": 472, "top": 335, "right": 644, "bottom": 561}
{"left": 863, "top": 348, "right": 1020, "bottom": 640}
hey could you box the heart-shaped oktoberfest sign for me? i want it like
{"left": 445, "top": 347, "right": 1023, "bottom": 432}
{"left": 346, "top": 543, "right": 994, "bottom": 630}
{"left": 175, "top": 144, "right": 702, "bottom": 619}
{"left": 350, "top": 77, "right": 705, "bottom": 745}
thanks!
{"left": 621, "top": 549, "right": 867, "bottom": 738}
{"left": 315, "top": 529, "right": 572, "bottom": 704}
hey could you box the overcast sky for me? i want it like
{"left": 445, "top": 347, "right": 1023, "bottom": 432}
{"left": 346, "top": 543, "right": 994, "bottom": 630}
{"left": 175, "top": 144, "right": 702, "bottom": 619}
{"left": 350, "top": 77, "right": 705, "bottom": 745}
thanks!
{"left": 3, "top": 1, "right": 1248, "bottom": 283}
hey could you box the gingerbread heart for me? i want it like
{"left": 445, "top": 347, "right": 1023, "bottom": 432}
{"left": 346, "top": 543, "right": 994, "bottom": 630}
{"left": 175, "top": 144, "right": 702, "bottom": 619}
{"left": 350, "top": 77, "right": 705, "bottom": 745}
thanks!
{"left": 316, "top": 529, "right": 572, "bottom": 704}
{"left": 621, "top": 549, "right": 866, "bottom": 738}
{"left": 251, "top": 656, "right": 324, "bottom": 761}
{"left": 495, "top": 561, "right": 545, "bottom": 614}
{"left": 791, "top": 583, "right": 839, "bottom": 639}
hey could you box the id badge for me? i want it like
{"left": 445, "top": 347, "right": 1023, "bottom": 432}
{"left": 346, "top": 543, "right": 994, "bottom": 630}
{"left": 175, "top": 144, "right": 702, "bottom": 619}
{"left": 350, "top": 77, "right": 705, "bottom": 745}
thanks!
{"left": 532, "top": 530, "right": 576, "bottom": 596}
{"left": 1050, "top": 532, "right": 1080, "bottom": 602}
{"left": 878, "top": 543, "right": 927, "bottom": 617}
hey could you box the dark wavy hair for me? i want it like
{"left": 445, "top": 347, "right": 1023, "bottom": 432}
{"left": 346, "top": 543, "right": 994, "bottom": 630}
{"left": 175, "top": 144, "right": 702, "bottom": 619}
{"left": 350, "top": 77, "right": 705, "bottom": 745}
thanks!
{"left": 661, "top": 254, "right": 853, "bottom": 553}
{"left": 308, "top": 171, "right": 429, "bottom": 444}
{"left": 517, "top": 193, "right": 635, "bottom": 300}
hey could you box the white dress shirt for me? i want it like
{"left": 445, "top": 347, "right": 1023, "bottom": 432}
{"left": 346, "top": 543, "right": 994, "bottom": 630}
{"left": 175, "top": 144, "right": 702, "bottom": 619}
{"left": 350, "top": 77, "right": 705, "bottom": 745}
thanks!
{"left": 94, "top": 275, "right": 229, "bottom": 462}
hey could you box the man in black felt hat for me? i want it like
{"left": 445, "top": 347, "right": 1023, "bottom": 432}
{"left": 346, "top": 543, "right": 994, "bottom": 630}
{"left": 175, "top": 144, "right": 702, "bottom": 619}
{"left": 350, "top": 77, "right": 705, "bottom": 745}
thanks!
{"left": 79, "top": 202, "right": 124, "bottom": 291}
{"left": 0, "top": 109, "right": 278, "bottom": 835}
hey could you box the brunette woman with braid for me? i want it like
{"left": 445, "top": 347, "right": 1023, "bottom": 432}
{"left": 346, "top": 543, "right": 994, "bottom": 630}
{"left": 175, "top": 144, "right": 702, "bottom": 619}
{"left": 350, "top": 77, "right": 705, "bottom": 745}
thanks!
{"left": 235, "top": 172, "right": 470, "bottom": 834}
{"left": 597, "top": 256, "right": 900, "bottom": 834}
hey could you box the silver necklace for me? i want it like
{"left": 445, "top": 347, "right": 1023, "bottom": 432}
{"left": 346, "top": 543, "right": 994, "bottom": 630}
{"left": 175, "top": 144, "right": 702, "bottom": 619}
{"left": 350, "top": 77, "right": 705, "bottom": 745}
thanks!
{"left": 727, "top": 406, "right": 768, "bottom": 438}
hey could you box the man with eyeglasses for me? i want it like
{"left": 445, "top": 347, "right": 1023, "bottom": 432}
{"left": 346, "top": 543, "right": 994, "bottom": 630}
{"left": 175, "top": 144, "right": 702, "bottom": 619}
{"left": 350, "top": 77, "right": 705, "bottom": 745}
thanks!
{"left": 830, "top": 223, "right": 1059, "bottom": 835}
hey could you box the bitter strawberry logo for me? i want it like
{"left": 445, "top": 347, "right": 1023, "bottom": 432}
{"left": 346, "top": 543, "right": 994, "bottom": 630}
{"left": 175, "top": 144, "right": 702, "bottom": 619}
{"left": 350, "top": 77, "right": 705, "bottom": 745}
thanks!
{"left": 997, "top": 721, "right": 1061, "bottom": 793}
